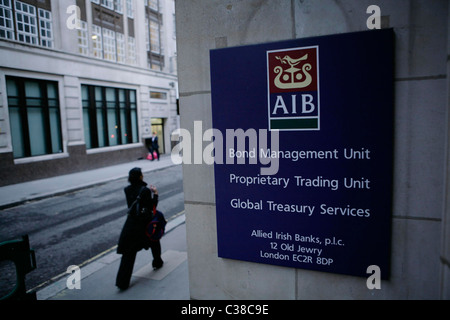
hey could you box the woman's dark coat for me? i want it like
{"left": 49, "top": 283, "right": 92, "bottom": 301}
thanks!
{"left": 117, "top": 181, "right": 158, "bottom": 254}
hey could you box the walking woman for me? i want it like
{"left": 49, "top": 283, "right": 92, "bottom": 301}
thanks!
{"left": 116, "top": 167, "right": 164, "bottom": 290}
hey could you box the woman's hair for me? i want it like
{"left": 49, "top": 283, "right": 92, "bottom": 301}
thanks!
{"left": 128, "top": 167, "right": 143, "bottom": 184}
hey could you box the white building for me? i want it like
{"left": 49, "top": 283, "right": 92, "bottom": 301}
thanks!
{"left": 0, "top": 0, "right": 178, "bottom": 186}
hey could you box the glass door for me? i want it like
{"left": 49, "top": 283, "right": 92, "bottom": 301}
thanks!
{"left": 151, "top": 118, "right": 165, "bottom": 154}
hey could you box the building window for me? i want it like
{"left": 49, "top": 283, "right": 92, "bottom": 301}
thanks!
{"left": 0, "top": 0, "right": 53, "bottom": 48}
{"left": 38, "top": 8, "right": 53, "bottom": 48}
{"left": 82, "top": 84, "right": 138, "bottom": 149}
{"left": 100, "top": 0, "right": 113, "bottom": 11}
{"left": 146, "top": 0, "right": 158, "bottom": 11}
{"left": 92, "top": 25, "right": 131, "bottom": 64}
{"left": 92, "top": 24, "right": 103, "bottom": 59}
{"left": 77, "top": 20, "right": 89, "bottom": 55}
{"left": 150, "top": 117, "right": 164, "bottom": 154}
{"left": 6, "top": 76, "right": 63, "bottom": 159}
{"left": 114, "top": 0, "right": 123, "bottom": 14}
{"left": 93, "top": 0, "right": 124, "bottom": 14}
{"left": 127, "top": 36, "right": 136, "bottom": 65}
{"left": 14, "top": 0, "right": 38, "bottom": 45}
{"left": 126, "top": 0, "right": 133, "bottom": 18}
{"left": 102, "top": 27, "right": 116, "bottom": 61}
{"left": 0, "top": 0, "right": 15, "bottom": 40}
{"left": 145, "top": 0, "right": 164, "bottom": 71}
{"left": 90, "top": 0, "right": 138, "bottom": 66}
{"left": 116, "top": 32, "right": 125, "bottom": 63}
{"left": 149, "top": 15, "right": 162, "bottom": 54}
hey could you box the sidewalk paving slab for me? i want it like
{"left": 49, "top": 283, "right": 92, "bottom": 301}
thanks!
{"left": 0, "top": 155, "right": 178, "bottom": 209}
{"left": 37, "top": 214, "right": 188, "bottom": 300}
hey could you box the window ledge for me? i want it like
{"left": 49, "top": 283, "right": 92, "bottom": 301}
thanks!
{"left": 86, "top": 143, "right": 143, "bottom": 154}
{"left": 14, "top": 152, "right": 68, "bottom": 164}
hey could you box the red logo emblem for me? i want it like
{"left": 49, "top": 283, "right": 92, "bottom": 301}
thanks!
{"left": 267, "top": 46, "right": 320, "bottom": 131}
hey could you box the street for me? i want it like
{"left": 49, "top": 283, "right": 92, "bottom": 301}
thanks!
{"left": 0, "top": 165, "right": 184, "bottom": 295}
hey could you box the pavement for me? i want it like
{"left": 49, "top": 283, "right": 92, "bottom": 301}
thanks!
{"left": 0, "top": 154, "right": 191, "bottom": 300}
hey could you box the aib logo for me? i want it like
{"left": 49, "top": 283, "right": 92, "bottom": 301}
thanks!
{"left": 267, "top": 46, "right": 320, "bottom": 131}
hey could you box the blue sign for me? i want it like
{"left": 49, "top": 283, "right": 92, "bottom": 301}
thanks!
{"left": 210, "top": 29, "right": 394, "bottom": 279}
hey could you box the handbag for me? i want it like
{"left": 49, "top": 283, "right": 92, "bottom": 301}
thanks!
{"left": 145, "top": 206, "right": 166, "bottom": 241}
{"left": 127, "top": 187, "right": 150, "bottom": 220}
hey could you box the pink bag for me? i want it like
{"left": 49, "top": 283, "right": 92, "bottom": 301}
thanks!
{"left": 153, "top": 151, "right": 158, "bottom": 160}
{"left": 147, "top": 153, "right": 153, "bottom": 160}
